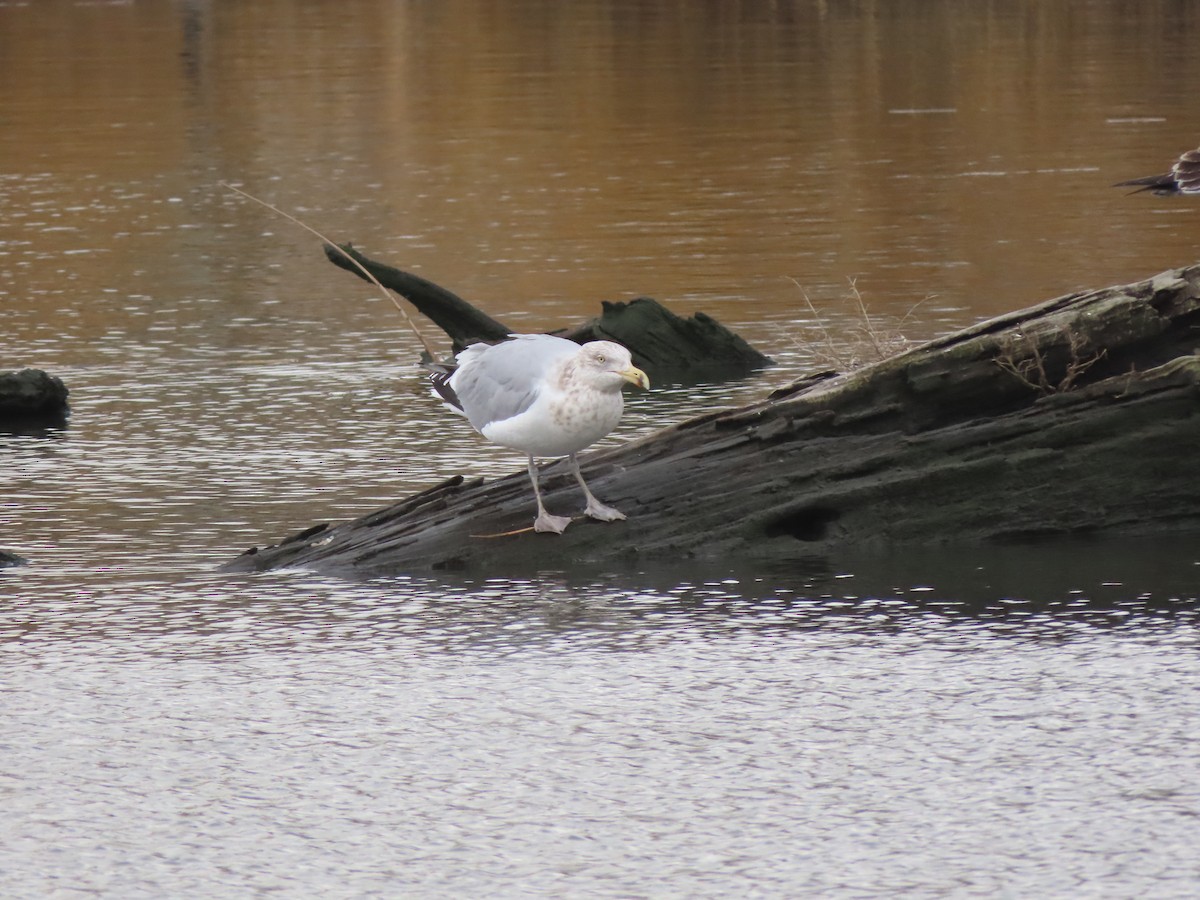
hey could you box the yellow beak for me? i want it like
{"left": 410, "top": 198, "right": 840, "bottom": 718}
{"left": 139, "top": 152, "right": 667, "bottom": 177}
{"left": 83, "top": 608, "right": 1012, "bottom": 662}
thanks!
{"left": 620, "top": 365, "right": 650, "bottom": 390}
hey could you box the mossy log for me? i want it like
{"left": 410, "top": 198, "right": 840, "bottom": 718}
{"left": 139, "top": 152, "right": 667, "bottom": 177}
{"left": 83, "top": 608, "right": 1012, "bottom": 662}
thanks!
{"left": 323, "top": 244, "right": 773, "bottom": 382}
{"left": 0, "top": 368, "right": 69, "bottom": 433}
{"left": 224, "top": 262, "right": 1200, "bottom": 576}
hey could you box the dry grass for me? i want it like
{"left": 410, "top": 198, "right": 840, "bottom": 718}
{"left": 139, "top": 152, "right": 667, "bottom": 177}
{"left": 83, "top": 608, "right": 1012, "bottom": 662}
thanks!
{"left": 789, "top": 278, "right": 925, "bottom": 371}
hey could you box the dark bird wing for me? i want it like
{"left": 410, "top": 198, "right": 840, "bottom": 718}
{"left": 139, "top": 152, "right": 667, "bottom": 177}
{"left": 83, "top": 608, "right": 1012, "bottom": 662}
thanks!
{"left": 1114, "top": 146, "right": 1200, "bottom": 195}
{"left": 428, "top": 363, "right": 463, "bottom": 411}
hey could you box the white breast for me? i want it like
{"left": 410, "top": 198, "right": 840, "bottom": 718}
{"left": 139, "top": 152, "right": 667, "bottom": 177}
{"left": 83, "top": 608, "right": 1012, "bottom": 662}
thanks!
{"left": 481, "top": 383, "right": 625, "bottom": 457}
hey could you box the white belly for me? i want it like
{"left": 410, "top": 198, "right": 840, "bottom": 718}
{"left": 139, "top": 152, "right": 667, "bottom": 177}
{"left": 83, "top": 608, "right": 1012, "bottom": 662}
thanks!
{"left": 482, "top": 389, "right": 624, "bottom": 457}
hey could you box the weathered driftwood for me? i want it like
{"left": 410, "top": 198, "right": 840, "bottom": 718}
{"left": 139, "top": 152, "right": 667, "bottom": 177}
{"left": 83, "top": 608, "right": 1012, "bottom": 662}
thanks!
{"left": 0, "top": 368, "right": 69, "bottom": 433}
{"left": 555, "top": 298, "right": 775, "bottom": 384}
{"left": 323, "top": 244, "right": 774, "bottom": 381}
{"left": 224, "top": 262, "right": 1200, "bottom": 576}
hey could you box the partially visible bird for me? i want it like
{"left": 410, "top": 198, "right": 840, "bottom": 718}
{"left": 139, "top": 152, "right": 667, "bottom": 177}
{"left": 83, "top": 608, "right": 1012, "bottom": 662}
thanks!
{"left": 430, "top": 334, "right": 650, "bottom": 534}
{"left": 1113, "top": 146, "right": 1200, "bottom": 195}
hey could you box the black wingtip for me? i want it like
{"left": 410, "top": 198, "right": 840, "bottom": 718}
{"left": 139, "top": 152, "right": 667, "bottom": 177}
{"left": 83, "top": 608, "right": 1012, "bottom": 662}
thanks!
{"left": 1112, "top": 174, "right": 1176, "bottom": 195}
{"left": 429, "top": 368, "right": 463, "bottom": 410}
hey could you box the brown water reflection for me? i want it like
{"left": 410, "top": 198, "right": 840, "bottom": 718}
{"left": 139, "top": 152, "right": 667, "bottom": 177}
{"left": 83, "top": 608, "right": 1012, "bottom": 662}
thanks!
{"left": 3, "top": 1, "right": 1199, "bottom": 568}
{"left": 3, "top": 0, "right": 1199, "bottom": 571}
{"left": 0, "top": 2, "right": 1195, "bottom": 587}
{"left": 3, "top": 1, "right": 1198, "bottom": 344}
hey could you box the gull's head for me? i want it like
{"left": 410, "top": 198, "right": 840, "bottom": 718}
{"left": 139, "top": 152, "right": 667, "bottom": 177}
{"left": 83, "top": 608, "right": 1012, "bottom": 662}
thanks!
{"left": 576, "top": 341, "right": 650, "bottom": 392}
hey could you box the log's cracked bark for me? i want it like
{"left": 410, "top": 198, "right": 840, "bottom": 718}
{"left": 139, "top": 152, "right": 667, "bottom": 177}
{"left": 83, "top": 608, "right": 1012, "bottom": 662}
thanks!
{"left": 224, "top": 263, "right": 1200, "bottom": 576}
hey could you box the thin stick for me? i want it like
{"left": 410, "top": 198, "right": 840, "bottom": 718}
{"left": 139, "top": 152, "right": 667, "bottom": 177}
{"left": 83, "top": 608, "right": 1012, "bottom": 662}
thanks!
{"left": 219, "top": 181, "right": 441, "bottom": 360}
{"left": 470, "top": 515, "right": 586, "bottom": 538}
{"left": 469, "top": 525, "right": 538, "bottom": 538}
{"left": 788, "top": 276, "right": 837, "bottom": 350}
{"left": 847, "top": 277, "right": 885, "bottom": 357}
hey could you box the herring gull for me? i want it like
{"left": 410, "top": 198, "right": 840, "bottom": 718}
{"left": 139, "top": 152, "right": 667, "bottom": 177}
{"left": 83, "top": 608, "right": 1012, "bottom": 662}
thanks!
{"left": 430, "top": 334, "right": 650, "bottom": 534}
{"left": 1114, "top": 145, "right": 1200, "bottom": 195}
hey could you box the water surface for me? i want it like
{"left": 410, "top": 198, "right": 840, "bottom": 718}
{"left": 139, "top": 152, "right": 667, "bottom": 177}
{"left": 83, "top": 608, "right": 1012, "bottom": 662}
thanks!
{"left": 3, "top": 2, "right": 1200, "bottom": 896}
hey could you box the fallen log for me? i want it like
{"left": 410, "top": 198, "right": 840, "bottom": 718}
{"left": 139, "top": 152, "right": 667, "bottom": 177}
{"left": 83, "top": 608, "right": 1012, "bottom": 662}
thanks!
{"left": 224, "top": 262, "right": 1200, "bottom": 576}
{"left": 323, "top": 244, "right": 774, "bottom": 381}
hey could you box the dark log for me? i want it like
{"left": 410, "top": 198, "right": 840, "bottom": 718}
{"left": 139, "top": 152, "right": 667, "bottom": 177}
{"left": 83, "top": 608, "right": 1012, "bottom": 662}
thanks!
{"left": 224, "top": 262, "right": 1200, "bottom": 576}
{"left": 323, "top": 244, "right": 773, "bottom": 381}
{"left": 0, "top": 368, "right": 69, "bottom": 434}
{"left": 555, "top": 297, "right": 774, "bottom": 383}
{"left": 324, "top": 244, "right": 511, "bottom": 349}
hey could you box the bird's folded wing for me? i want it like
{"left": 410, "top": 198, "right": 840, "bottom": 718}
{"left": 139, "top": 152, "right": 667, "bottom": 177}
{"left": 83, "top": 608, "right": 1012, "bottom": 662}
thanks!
{"left": 451, "top": 335, "right": 576, "bottom": 431}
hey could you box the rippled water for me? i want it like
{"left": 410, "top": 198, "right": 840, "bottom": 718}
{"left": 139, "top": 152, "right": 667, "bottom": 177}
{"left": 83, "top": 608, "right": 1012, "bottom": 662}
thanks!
{"left": 4, "top": 1, "right": 1200, "bottom": 896}
{"left": 6, "top": 566, "right": 1200, "bottom": 896}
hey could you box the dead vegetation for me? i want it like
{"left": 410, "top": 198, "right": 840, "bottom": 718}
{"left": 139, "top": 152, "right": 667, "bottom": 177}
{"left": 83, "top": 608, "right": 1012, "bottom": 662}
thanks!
{"left": 993, "top": 327, "right": 1107, "bottom": 395}
{"left": 790, "top": 278, "right": 924, "bottom": 371}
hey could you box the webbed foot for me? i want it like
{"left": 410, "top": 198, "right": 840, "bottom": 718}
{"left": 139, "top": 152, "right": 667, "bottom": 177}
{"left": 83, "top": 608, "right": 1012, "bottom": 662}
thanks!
{"left": 584, "top": 499, "right": 626, "bottom": 523}
{"left": 534, "top": 511, "right": 573, "bottom": 534}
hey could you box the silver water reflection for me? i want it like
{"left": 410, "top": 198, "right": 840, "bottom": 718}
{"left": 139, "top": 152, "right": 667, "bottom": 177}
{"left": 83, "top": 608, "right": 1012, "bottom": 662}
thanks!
{"left": 4, "top": 562, "right": 1200, "bottom": 896}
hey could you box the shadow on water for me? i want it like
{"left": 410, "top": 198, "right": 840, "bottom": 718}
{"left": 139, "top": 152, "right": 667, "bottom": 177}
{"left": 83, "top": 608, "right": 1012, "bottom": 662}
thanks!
{"left": 5, "top": 535, "right": 1196, "bottom": 663}
{"left": 441, "top": 536, "right": 1200, "bottom": 652}
{"left": 0, "top": 418, "right": 69, "bottom": 439}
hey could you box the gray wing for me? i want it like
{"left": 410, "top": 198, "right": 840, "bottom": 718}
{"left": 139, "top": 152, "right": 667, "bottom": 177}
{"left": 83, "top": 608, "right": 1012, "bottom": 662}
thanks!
{"left": 449, "top": 334, "right": 578, "bottom": 432}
